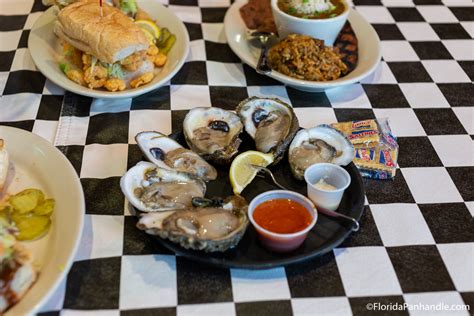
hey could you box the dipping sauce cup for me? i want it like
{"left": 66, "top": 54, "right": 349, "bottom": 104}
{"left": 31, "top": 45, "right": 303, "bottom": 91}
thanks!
{"left": 248, "top": 190, "right": 318, "bottom": 253}
{"left": 304, "top": 163, "right": 351, "bottom": 212}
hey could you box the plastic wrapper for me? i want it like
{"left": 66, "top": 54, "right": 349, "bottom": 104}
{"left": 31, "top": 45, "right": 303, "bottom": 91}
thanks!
{"left": 331, "top": 119, "right": 399, "bottom": 180}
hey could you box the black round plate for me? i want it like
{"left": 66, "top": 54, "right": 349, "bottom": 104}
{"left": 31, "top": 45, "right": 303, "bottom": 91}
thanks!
{"left": 147, "top": 131, "right": 365, "bottom": 269}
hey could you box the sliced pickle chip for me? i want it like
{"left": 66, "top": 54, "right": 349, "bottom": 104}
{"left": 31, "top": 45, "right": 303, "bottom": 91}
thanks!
{"left": 0, "top": 205, "right": 12, "bottom": 221}
{"left": 13, "top": 214, "right": 51, "bottom": 241}
{"left": 33, "top": 198, "right": 56, "bottom": 216}
{"left": 9, "top": 189, "right": 45, "bottom": 214}
{"left": 160, "top": 34, "right": 176, "bottom": 55}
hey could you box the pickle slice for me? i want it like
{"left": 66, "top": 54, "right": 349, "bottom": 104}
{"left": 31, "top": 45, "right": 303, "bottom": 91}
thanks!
{"left": 157, "top": 28, "right": 171, "bottom": 47}
{"left": 0, "top": 205, "right": 12, "bottom": 221}
{"left": 159, "top": 34, "right": 176, "bottom": 55}
{"left": 9, "top": 189, "right": 45, "bottom": 214}
{"left": 33, "top": 198, "right": 56, "bottom": 216}
{"left": 13, "top": 214, "right": 51, "bottom": 241}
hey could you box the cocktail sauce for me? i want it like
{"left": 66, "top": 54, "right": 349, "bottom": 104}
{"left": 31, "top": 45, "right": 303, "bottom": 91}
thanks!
{"left": 253, "top": 199, "right": 312, "bottom": 234}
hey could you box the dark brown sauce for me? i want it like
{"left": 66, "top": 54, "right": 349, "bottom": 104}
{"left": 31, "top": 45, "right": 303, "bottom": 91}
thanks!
{"left": 277, "top": 0, "right": 345, "bottom": 19}
{"left": 1, "top": 261, "right": 20, "bottom": 309}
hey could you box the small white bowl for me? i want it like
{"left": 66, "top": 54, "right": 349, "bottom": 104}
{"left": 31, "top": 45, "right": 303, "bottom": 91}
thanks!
{"left": 248, "top": 190, "right": 318, "bottom": 253}
{"left": 304, "top": 163, "right": 351, "bottom": 212}
{"left": 271, "top": 0, "right": 350, "bottom": 46}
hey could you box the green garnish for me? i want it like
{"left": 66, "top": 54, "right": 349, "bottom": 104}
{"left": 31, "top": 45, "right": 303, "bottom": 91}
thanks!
{"left": 59, "top": 63, "right": 69, "bottom": 74}
{"left": 288, "top": 6, "right": 297, "bottom": 14}
{"left": 107, "top": 63, "right": 124, "bottom": 79}
{"left": 120, "top": 0, "right": 137, "bottom": 16}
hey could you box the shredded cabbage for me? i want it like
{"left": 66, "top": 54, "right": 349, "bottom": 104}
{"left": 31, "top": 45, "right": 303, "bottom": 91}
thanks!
{"left": 120, "top": 0, "right": 137, "bottom": 15}
{"left": 90, "top": 56, "right": 97, "bottom": 74}
{"left": 107, "top": 63, "right": 125, "bottom": 79}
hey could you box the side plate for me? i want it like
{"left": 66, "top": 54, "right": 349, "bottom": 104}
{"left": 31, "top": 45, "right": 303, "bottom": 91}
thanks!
{"left": 224, "top": 0, "right": 381, "bottom": 92}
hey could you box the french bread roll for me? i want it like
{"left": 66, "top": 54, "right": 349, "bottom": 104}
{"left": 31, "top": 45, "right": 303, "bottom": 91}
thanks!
{"left": 54, "top": 0, "right": 149, "bottom": 64}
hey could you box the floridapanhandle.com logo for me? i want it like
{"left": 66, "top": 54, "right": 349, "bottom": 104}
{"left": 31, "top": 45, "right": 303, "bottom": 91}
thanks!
{"left": 366, "top": 302, "right": 471, "bottom": 312}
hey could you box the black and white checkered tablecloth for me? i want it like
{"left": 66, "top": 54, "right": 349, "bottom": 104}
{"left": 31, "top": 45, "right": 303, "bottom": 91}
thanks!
{"left": 1, "top": 0, "right": 473, "bottom": 314}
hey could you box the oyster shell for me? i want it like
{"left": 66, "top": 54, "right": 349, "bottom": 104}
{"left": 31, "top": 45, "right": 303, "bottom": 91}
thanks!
{"left": 136, "top": 131, "right": 217, "bottom": 181}
{"left": 137, "top": 195, "right": 249, "bottom": 252}
{"left": 288, "top": 125, "right": 355, "bottom": 180}
{"left": 183, "top": 107, "right": 243, "bottom": 164}
{"left": 120, "top": 161, "right": 206, "bottom": 212}
{"left": 236, "top": 97, "right": 299, "bottom": 164}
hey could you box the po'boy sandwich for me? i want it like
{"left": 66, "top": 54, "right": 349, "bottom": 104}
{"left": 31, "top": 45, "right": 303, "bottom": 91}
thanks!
{"left": 47, "top": 0, "right": 173, "bottom": 91}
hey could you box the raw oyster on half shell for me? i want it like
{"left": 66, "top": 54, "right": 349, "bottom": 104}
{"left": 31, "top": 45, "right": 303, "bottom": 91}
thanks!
{"left": 120, "top": 161, "right": 206, "bottom": 212}
{"left": 183, "top": 107, "right": 243, "bottom": 164}
{"left": 137, "top": 195, "right": 249, "bottom": 252}
{"left": 236, "top": 97, "right": 299, "bottom": 164}
{"left": 136, "top": 131, "right": 217, "bottom": 181}
{"left": 288, "top": 125, "right": 355, "bottom": 180}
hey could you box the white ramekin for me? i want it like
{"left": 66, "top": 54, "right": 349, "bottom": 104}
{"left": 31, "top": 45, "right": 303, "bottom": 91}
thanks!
{"left": 304, "top": 163, "right": 351, "bottom": 212}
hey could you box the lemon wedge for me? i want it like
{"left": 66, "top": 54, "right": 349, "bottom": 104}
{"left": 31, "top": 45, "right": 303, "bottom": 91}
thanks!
{"left": 135, "top": 20, "right": 161, "bottom": 43}
{"left": 229, "top": 151, "right": 274, "bottom": 195}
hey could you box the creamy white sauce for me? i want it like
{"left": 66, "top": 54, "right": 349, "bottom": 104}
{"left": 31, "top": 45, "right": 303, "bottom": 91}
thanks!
{"left": 314, "top": 178, "right": 337, "bottom": 191}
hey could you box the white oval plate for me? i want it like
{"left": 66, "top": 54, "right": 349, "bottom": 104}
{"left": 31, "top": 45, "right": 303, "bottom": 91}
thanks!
{"left": 0, "top": 126, "right": 84, "bottom": 315}
{"left": 224, "top": 0, "right": 381, "bottom": 92}
{"left": 28, "top": 0, "right": 189, "bottom": 99}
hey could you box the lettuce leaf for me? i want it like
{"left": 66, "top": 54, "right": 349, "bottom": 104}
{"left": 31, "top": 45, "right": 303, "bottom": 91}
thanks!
{"left": 120, "top": 0, "right": 137, "bottom": 15}
{"left": 59, "top": 62, "right": 69, "bottom": 74}
{"left": 107, "top": 63, "right": 124, "bottom": 79}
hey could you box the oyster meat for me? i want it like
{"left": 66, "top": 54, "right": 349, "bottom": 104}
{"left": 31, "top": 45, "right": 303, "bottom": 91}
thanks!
{"left": 136, "top": 131, "right": 217, "bottom": 181}
{"left": 236, "top": 97, "right": 299, "bottom": 164}
{"left": 120, "top": 161, "right": 206, "bottom": 212}
{"left": 137, "top": 195, "right": 249, "bottom": 252}
{"left": 183, "top": 107, "right": 243, "bottom": 164}
{"left": 288, "top": 125, "right": 355, "bottom": 180}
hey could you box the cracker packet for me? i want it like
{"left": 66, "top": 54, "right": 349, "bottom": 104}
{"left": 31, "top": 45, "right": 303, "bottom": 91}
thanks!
{"left": 331, "top": 119, "right": 399, "bottom": 180}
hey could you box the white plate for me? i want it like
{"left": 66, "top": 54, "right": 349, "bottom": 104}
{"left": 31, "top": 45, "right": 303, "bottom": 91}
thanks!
{"left": 224, "top": 0, "right": 381, "bottom": 92}
{"left": 0, "top": 126, "right": 84, "bottom": 315}
{"left": 28, "top": 1, "right": 190, "bottom": 99}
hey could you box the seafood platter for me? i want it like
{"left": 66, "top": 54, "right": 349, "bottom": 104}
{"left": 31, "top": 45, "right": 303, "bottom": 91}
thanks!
{"left": 121, "top": 97, "right": 370, "bottom": 269}
{"left": 224, "top": 0, "right": 382, "bottom": 91}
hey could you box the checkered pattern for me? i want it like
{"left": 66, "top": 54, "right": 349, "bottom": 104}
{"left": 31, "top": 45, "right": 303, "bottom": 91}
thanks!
{"left": 1, "top": 0, "right": 473, "bottom": 314}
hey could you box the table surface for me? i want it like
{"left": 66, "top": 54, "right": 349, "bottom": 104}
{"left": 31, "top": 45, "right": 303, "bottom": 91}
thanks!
{"left": 1, "top": 0, "right": 473, "bottom": 315}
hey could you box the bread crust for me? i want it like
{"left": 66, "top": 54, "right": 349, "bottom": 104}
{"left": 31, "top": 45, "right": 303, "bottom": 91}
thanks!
{"left": 55, "top": 0, "right": 149, "bottom": 63}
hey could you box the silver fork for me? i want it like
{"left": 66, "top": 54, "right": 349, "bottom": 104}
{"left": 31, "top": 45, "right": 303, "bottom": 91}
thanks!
{"left": 250, "top": 164, "right": 360, "bottom": 232}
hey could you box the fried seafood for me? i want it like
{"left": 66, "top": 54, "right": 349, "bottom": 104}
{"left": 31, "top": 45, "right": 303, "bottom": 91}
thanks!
{"left": 147, "top": 45, "right": 159, "bottom": 56}
{"left": 84, "top": 65, "right": 108, "bottom": 88}
{"left": 104, "top": 78, "right": 126, "bottom": 92}
{"left": 120, "top": 51, "right": 146, "bottom": 72}
{"left": 65, "top": 69, "right": 85, "bottom": 85}
{"left": 268, "top": 34, "right": 348, "bottom": 81}
{"left": 153, "top": 53, "right": 167, "bottom": 67}
{"left": 130, "top": 72, "right": 154, "bottom": 88}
